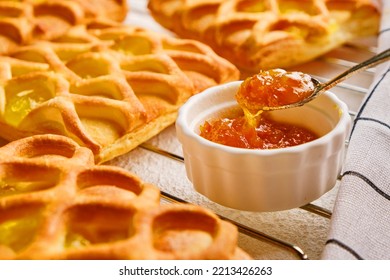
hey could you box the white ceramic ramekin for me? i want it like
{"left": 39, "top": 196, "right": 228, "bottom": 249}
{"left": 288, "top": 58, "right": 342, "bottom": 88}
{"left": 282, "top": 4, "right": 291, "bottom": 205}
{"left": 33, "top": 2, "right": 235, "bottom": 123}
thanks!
{"left": 176, "top": 81, "right": 351, "bottom": 212}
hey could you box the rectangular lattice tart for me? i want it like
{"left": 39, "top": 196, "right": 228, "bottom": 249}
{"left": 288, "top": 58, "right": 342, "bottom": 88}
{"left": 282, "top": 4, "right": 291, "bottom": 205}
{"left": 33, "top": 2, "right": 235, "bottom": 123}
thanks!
{"left": 0, "top": 20, "right": 239, "bottom": 163}
{"left": 148, "top": 0, "right": 380, "bottom": 75}
{"left": 0, "top": 134, "right": 251, "bottom": 259}
{"left": 0, "top": 0, "right": 128, "bottom": 54}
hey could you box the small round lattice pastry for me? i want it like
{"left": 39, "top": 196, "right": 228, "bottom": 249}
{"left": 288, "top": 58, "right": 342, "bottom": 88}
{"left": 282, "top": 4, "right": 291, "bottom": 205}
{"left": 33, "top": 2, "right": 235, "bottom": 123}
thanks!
{"left": 0, "top": 134, "right": 250, "bottom": 260}
{"left": 148, "top": 0, "right": 380, "bottom": 75}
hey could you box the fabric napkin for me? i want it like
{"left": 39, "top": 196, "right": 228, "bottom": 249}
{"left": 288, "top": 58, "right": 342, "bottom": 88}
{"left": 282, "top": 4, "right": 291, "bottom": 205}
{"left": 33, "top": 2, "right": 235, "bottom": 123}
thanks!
{"left": 322, "top": 0, "right": 390, "bottom": 259}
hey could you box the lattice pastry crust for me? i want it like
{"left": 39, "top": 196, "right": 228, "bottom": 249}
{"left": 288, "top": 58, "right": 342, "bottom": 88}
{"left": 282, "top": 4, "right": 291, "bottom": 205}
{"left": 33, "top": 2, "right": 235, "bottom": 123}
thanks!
{"left": 148, "top": 0, "right": 380, "bottom": 75}
{"left": 0, "top": 134, "right": 251, "bottom": 260}
{"left": 0, "top": 21, "right": 239, "bottom": 163}
{"left": 0, "top": 0, "right": 128, "bottom": 54}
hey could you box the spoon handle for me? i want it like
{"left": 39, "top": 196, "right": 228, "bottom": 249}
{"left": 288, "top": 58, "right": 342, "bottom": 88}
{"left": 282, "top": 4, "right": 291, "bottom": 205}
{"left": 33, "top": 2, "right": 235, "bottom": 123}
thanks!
{"left": 319, "top": 48, "right": 390, "bottom": 92}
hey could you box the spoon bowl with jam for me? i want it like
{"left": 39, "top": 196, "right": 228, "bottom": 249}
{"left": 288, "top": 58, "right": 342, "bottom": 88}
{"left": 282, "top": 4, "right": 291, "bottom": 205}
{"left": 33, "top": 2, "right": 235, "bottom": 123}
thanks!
{"left": 237, "top": 48, "right": 390, "bottom": 114}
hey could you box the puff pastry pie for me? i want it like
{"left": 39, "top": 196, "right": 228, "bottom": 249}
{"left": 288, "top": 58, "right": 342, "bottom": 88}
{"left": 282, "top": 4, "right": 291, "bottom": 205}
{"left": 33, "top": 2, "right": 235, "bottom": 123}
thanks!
{"left": 148, "top": 0, "right": 380, "bottom": 75}
{"left": 0, "top": 0, "right": 128, "bottom": 54}
{"left": 0, "top": 134, "right": 251, "bottom": 260}
{"left": 0, "top": 21, "right": 239, "bottom": 163}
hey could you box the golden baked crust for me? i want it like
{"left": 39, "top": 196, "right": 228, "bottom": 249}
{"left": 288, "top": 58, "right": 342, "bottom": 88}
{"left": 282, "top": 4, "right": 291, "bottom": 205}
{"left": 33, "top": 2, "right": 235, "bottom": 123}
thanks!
{"left": 0, "top": 0, "right": 128, "bottom": 54}
{"left": 67, "top": 0, "right": 128, "bottom": 22}
{"left": 0, "top": 21, "right": 239, "bottom": 163}
{"left": 148, "top": 0, "right": 380, "bottom": 75}
{"left": 0, "top": 134, "right": 251, "bottom": 260}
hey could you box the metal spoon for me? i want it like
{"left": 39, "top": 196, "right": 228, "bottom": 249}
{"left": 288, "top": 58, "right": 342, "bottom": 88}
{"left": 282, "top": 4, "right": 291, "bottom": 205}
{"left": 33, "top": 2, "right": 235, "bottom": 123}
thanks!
{"left": 264, "top": 48, "right": 390, "bottom": 111}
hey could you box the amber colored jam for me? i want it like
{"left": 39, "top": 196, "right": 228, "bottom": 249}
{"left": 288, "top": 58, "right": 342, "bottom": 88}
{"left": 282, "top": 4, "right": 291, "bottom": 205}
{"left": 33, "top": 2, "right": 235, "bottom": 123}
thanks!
{"left": 200, "top": 69, "right": 319, "bottom": 149}
{"left": 200, "top": 112, "right": 318, "bottom": 149}
{"left": 236, "top": 69, "right": 315, "bottom": 113}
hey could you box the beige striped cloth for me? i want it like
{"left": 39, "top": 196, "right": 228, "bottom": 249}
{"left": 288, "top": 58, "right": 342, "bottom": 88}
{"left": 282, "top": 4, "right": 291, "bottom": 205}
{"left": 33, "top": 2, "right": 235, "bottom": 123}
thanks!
{"left": 322, "top": 0, "right": 390, "bottom": 259}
